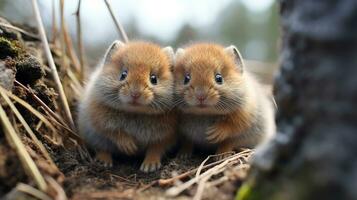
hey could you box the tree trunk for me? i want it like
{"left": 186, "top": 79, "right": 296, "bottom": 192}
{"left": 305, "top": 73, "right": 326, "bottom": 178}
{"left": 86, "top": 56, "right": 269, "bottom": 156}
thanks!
{"left": 238, "top": 0, "right": 357, "bottom": 199}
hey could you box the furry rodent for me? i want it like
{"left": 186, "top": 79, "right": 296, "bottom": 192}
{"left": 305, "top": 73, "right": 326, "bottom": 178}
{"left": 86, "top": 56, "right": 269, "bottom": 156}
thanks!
{"left": 78, "top": 41, "right": 176, "bottom": 172}
{"left": 173, "top": 43, "right": 276, "bottom": 158}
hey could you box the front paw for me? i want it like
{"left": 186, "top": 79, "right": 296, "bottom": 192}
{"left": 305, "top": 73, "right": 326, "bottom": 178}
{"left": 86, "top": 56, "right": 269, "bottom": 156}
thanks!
{"left": 206, "top": 126, "right": 228, "bottom": 143}
{"left": 140, "top": 159, "right": 162, "bottom": 173}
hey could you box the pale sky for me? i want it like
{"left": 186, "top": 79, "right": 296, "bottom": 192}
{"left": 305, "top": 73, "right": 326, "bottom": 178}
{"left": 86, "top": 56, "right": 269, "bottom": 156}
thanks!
{"left": 1, "top": 0, "right": 275, "bottom": 62}
{"left": 39, "top": 0, "right": 274, "bottom": 42}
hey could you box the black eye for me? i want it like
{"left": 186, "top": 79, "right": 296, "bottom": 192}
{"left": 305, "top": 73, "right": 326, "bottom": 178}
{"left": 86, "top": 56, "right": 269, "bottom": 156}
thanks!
{"left": 184, "top": 73, "right": 191, "bottom": 85}
{"left": 120, "top": 70, "right": 128, "bottom": 81}
{"left": 215, "top": 73, "right": 223, "bottom": 84}
{"left": 150, "top": 74, "right": 158, "bottom": 85}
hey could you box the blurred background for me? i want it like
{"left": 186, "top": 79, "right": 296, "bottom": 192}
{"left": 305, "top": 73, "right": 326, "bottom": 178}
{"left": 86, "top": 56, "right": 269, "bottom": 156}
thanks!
{"left": 0, "top": 0, "right": 279, "bottom": 82}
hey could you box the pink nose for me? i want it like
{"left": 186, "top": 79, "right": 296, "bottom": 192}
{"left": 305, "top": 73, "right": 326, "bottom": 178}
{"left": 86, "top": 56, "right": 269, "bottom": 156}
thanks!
{"left": 131, "top": 92, "right": 141, "bottom": 100}
{"left": 196, "top": 95, "right": 206, "bottom": 103}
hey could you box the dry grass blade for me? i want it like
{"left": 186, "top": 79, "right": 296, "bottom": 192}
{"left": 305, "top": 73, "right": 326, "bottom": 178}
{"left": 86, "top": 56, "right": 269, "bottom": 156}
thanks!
{"left": 193, "top": 174, "right": 210, "bottom": 200}
{"left": 16, "top": 183, "right": 52, "bottom": 200}
{"left": 63, "top": 24, "right": 81, "bottom": 73}
{"left": 59, "top": 0, "right": 68, "bottom": 73}
{"left": 70, "top": 83, "right": 82, "bottom": 99}
{"left": 36, "top": 121, "right": 43, "bottom": 131}
{"left": 195, "top": 155, "right": 212, "bottom": 179}
{"left": 195, "top": 151, "right": 234, "bottom": 178}
{"left": 51, "top": 0, "right": 58, "bottom": 43}
{"left": 158, "top": 150, "right": 249, "bottom": 187}
{"left": 75, "top": 0, "right": 85, "bottom": 79}
{"left": 31, "top": 0, "right": 74, "bottom": 129}
{"left": 206, "top": 176, "right": 229, "bottom": 187}
{"left": 193, "top": 164, "right": 250, "bottom": 200}
{"left": 2, "top": 86, "right": 57, "bottom": 133}
{"left": 157, "top": 160, "right": 224, "bottom": 187}
{"left": 0, "top": 86, "right": 57, "bottom": 170}
{"left": 80, "top": 190, "right": 133, "bottom": 199}
{"left": 165, "top": 149, "right": 253, "bottom": 197}
{"left": 104, "top": 0, "right": 129, "bottom": 43}
{"left": 43, "top": 112, "right": 82, "bottom": 142}
{"left": 67, "top": 68, "right": 83, "bottom": 94}
{"left": 0, "top": 22, "right": 39, "bottom": 40}
{"left": 15, "top": 80, "right": 67, "bottom": 129}
{"left": 166, "top": 161, "right": 226, "bottom": 197}
{"left": 0, "top": 103, "right": 47, "bottom": 191}
{"left": 46, "top": 176, "right": 68, "bottom": 200}
{"left": 13, "top": 82, "right": 82, "bottom": 142}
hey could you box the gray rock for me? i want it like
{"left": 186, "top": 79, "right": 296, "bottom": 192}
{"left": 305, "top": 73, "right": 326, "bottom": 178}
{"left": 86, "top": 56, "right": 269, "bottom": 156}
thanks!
{"left": 0, "top": 61, "right": 15, "bottom": 91}
{"left": 239, "top": 0, "right": 357, "bottom": 199}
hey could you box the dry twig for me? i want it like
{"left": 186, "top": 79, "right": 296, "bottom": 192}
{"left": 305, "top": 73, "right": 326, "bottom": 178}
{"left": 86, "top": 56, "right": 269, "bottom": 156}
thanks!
{"left": 51, "top": 0, "right": 58, "bottom": 43}
{"left": 66, "top": 68, "right": 83, "bottom": 94}
{"left": 0, "top": 86, "right": 57, "bottom": 170}
{"left": 31, "top": 0, "right": 74, "bottom": 128}
{"left": 158, "top": 151, "right": 243, "bottom": 187}
{"left": 7, "top": 82, "right": 82, "bottom": 144}
{"left": 63, "top": 24, "right": 81, "bottom": 73}
{"left": 75, "top": 0, "right": 85, "bottom": 79}
{"left": 0, "top": 22, "right": 39, "bottom": 40}
{"left": 0, "top": 103, "right": 47, "bottom": 191}
{"left": 3, "top": 84, "right": 57, "bottom": 133}
{"left": 165, "top": 149, "right": 253, "bottom": 197}
{"left": 16, "top": 183, "right": 52, "bottom": 200}
{"left": 195, "top": 151, "right": 234, "bottom": 178}
{"left": 59, "top": 0, "right": 68, "bottom": 73}
{"left": 46, "top": 176, "right": 68, "bottom": 200}
{"left": 104, "top": 0, "right": 129, "bottom": 43}
{"left": 81, "top": 190, "right": 133, "bottom": 199}
{"left": 15, "top": 80, "right": 67, "bottom": 129}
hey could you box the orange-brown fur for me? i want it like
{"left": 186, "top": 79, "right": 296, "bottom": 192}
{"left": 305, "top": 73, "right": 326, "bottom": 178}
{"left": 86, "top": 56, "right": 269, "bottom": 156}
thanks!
{"left": 78, "top": 41, "right": 176, "bottom": 172}
{"left": 174, "top": 43, "right": 276, "bottom": 157}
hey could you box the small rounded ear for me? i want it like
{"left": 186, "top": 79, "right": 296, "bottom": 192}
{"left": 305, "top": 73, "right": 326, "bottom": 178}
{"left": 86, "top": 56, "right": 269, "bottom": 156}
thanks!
{"left": 175, "top": 48, "right": 185, "bottom": 63}
{"left": 162, "top": 46, "right": 174, "bottom": 66}
{"left": 103, "top": 40, "right": 125, "bottom": 65}
{"left": 225, "top": 45, "right": 244, "bottom": 73}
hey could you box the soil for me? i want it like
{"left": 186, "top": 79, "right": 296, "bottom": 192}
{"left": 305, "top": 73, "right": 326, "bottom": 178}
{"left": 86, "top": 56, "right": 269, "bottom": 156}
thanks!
{"left": 58, "top": 151, "right": 239, "bottom": 200}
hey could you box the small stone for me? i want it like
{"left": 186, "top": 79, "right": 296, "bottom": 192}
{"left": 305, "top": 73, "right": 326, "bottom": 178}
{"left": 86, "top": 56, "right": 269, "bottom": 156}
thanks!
{"left": 0, "top": 61, "right": 15, "bottom": 91}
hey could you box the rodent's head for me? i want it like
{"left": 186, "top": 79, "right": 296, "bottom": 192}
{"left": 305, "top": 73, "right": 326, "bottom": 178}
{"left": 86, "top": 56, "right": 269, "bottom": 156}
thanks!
{"left": 94, "top": 41, "right": 174, "bottom": 114}
{"left": 174, "top": 43, "right": 246, "bottom": 115}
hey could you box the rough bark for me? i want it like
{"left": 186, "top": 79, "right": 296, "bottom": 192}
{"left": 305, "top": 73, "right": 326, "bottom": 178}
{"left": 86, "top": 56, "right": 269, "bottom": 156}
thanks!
{"left": 238, "top": 0, "right": 357, "bottom": 199}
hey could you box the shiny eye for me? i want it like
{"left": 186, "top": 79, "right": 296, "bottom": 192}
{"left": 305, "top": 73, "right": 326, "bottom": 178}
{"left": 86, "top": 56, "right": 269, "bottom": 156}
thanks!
{"left": 119, "top": 70, "right": 128, "bottom": 81}
{"left": 150, "top": 74, "right": 158, "bottom": 85}
{"left": 184, "top": 73, "right": 191, "bottom": 85}
{"left": 215, "top": 73, "right": 223, "bottom": 84}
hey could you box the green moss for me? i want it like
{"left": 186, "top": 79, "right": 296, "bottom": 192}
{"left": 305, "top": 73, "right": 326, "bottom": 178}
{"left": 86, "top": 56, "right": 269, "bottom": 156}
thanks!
{"left": 236, "top": 179, "right": 279, "bottom": 200}
{"left": 236, "top": 180, "right": 266, "bottom": 200}
{"left": 0, "top": 37, "right": 24, "bottom": 59}
{"left": 236, "top": 182, "right": 254, "bottom": 200}
{"left": 0, "top": 37, "right": 44, "bottom": 85}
